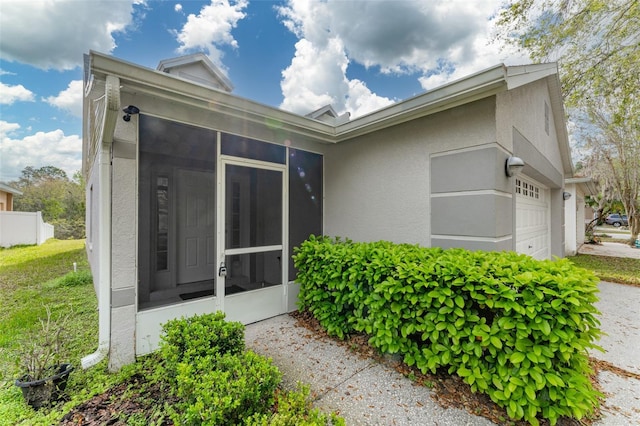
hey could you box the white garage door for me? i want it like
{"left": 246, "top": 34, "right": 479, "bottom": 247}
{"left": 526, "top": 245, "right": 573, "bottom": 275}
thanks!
{"left": 515, "top": 176, "right": 550, "bottom": 260}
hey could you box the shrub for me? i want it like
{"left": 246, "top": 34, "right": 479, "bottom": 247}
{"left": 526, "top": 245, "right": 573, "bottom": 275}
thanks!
{"left": 159, "top": 312, "right": 281, "bottom": 425}
{"left": 167, "top": 351, "right": 281, "bottom": 425}
{"left": 246, "top": 383, "right": 346, "bottom": 426}
{"left": 293, "top": 237, "right": 603, "bottom": 426}
{"left": 160, "top": 311, "right": 245, "bottom": 385}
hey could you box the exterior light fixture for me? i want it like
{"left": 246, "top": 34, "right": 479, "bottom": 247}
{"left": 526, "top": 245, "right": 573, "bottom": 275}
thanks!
{"left": 505, "top": 156, "right": 525, "bottom": 177}
{"left": 563, "top": 191, "right": 572, "bottom": 200}
{"left": 122, "top": 105, "right": 140, "bottom": 122}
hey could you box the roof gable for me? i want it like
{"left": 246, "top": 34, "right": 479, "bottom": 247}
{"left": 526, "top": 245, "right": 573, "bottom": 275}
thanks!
{"left": 157, "top": 53, "right": 233, "bottom": 92}
{"left": 306, "top": 105, "right": 350, "bottom": 125}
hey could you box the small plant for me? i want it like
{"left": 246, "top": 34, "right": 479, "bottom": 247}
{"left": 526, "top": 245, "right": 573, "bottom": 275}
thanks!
{"left": 14, "top": 306, "right": 74, "bottom": 408}
{"left": 17, "top": 306, "right": 69, "bottom": 382}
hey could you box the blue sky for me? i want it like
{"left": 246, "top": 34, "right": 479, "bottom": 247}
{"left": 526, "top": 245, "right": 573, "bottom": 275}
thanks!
{"left": 0, "top": 0, "right": 527, "bottom": 183}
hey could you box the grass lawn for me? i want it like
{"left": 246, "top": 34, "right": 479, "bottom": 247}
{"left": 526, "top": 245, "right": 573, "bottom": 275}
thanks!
{"left": 0, "top": 240, "right": 126, "bottom": 425}
{"left": 567, "top": 253, "right": 640, "bottom": 286}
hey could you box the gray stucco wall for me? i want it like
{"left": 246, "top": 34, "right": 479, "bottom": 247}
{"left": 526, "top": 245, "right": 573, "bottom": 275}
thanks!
{"left": 324, "top": 97, "right": 497, "bottom": 247}
{"left": 431, "top": 145, "right": 514, "bottom": 252}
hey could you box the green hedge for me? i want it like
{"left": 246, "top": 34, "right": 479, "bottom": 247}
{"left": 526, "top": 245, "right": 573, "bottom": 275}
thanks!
{"left": 294, "top": 236, "right": 603, "bottom": 425}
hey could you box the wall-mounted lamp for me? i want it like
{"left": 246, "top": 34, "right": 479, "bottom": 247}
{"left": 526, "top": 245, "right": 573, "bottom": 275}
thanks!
{"left": 505, "top": 156, "right": 525, "bottom": 177}
{"left": 563, "top": 191, "right": 572, "bottom": 200}
{"left": 122, "top": 105, "right": 140, "bottom": 122}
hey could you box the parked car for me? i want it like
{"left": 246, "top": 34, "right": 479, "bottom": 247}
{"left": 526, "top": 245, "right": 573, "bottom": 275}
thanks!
{"left": 605, "top": 213, "right": 628, "bottom": 227}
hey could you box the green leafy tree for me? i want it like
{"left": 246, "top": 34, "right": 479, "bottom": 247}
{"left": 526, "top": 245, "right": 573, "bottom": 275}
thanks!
{"left": 11, "top": 166, "right": 85, "bottom": 239}
{"left": 496, "top": 0, "right": 638, "bottom": 110}
{"left": 497, "top": 0, "right": 640, "bottom": 244}
{"left": 582, "top": 98, "right": 640, "bottom": 244}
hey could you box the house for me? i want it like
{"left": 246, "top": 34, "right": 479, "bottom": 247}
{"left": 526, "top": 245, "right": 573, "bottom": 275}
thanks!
{"left": 0, "top": 182, "right": 22, "bottom": 211}
{"left": 564, "top": 177, "right": 598, "bottom": 255}
{"left": 82, "top": 51, "right": 578, "bottom": 370}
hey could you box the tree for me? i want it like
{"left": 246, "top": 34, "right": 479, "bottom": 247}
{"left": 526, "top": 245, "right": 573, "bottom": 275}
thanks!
{"left": 581, "top": 97, "right": 640, "bottom": 244}
{"left": 11, "top": 166, "right": 85, "bottom": 239}
{"left": 496, "top": 0, "right": 639, "bottom": 111}
{"left": 497, "top": 0, "right": 640, "bottom": 245}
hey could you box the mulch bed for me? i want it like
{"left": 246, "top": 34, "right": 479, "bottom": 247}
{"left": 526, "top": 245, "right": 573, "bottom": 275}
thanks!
{"left": 59, "top": 374, "right": 175, "bottom": 426}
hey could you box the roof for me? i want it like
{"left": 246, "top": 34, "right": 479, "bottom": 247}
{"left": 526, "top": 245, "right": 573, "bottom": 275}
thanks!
{"left": 306, "top": 105, "right": 350, "bottom": 125}
{"left": 85, "top": 52, "right": 572, "bottom": 175}
{"left": 565, "top": 177, "right": 598, "bottom": 196}
{"left": 0, "top": 182, "right": 23, "bottom": 196}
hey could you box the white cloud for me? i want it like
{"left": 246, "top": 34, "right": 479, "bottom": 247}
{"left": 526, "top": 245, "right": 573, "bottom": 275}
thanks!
{"left": 279, "top": 38, "right": 392, "bottom": 117}
{"left": 0, "top": 121, "right": 81, "bottom": 182}
{"left": 45, "top": 80, "right": 84, "bottom": 118}
{"left": 174, "top": 0, "right": 248, "bottom": 70}
{"left": 175, "top": 4, "right": 183, "bottom": 13}
{"left": 0, "top": 69, "right": 16, "bottom": 76}
{"left": 0, "top": 0, "right": 138, "bottom": 70}
{"left": 0, "top": 82, "right": 35, "bottom": 105}
{"left": 277, "top": 0, "right": 527, "bottom": 117}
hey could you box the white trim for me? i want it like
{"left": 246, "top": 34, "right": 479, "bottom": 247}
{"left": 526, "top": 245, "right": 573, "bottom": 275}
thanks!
{"left": 225, "top": 245, "right": 283, "bottom": 256}
{"left": 432, "top": 235, "right": 512, "bottom": 243}
{"left": 430, "top": 142, "right": 510, "bottom": 158}
{"left": 431, "top": 190, "right": 512, "bottom": 198}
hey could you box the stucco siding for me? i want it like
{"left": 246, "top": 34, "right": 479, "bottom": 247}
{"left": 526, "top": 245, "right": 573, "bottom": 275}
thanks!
{"left": 496, "top": 79, "right": 564, "bottom": 180}
{"left": 432, "top": 193, "right": 512, "bottom": 238}
{"left": 324, "top": 98, "right": 497, "bottom": 246}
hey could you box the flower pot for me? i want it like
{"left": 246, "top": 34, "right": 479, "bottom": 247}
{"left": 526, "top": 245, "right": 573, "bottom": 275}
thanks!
{"left": 15, "top": 363, "right": 74, "bottom": 409}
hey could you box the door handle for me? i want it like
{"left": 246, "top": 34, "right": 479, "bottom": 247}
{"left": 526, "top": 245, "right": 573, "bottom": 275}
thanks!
{"left": 218, "top": 262, "right": 227, "bottom": 277}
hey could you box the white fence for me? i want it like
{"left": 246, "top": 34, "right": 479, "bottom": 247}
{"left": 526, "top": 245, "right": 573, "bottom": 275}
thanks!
{"left": 0, "top": 211, "right": 54, "bottom": 248}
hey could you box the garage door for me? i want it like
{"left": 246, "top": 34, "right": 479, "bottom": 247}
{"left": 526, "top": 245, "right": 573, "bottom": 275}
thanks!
{"left": 515, "top": 176, "right": 550, "bottom": 260}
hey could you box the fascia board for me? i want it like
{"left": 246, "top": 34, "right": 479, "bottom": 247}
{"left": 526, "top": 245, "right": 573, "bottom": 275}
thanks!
{"left": 505, "top": 63, "right": 558, "bottom": 90}
{"left": 90, "top": 52, "right": 337, "bottom": 144}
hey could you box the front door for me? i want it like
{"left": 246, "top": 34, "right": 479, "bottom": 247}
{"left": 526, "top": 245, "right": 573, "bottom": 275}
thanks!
{"left": 218, "top": 160, "right": 287, "bottom": 323}
{"left": 176, "top": 169, "right": 216, "bottom": 284}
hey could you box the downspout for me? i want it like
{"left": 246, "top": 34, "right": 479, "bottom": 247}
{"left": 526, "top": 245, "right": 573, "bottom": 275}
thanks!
{"left": 82, "top": 75, "right": 120, "bottom": 369}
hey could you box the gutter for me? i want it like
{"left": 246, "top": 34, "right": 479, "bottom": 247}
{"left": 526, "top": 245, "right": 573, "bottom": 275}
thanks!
{"left": 82, "top": 75, "right": 120, "bottom": 369}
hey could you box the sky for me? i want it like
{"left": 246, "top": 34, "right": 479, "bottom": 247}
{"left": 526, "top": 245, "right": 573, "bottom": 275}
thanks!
{"left": 0, "top": 0, "right": 529, "bottom": 183}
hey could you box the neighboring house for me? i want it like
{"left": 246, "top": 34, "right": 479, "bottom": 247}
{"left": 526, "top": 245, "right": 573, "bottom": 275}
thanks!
{"left": 0, "top": 182, "right": 22, "bottom": 211}
{"left": 564, "top": 177, "right": 598, "bottom": 256}
{"left": 82, "top": 51, "right": 578, "bottom": 370}
{"left": 0, "top": 182, "right": 54, "bottom": 247}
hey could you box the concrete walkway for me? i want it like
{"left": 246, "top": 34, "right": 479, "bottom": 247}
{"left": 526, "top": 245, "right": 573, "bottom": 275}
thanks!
{"left": 244, "top": 243, "right": 640, "bottom": 425}
{"left": 245, "top": 315, "right": 494, "bottom": 426}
